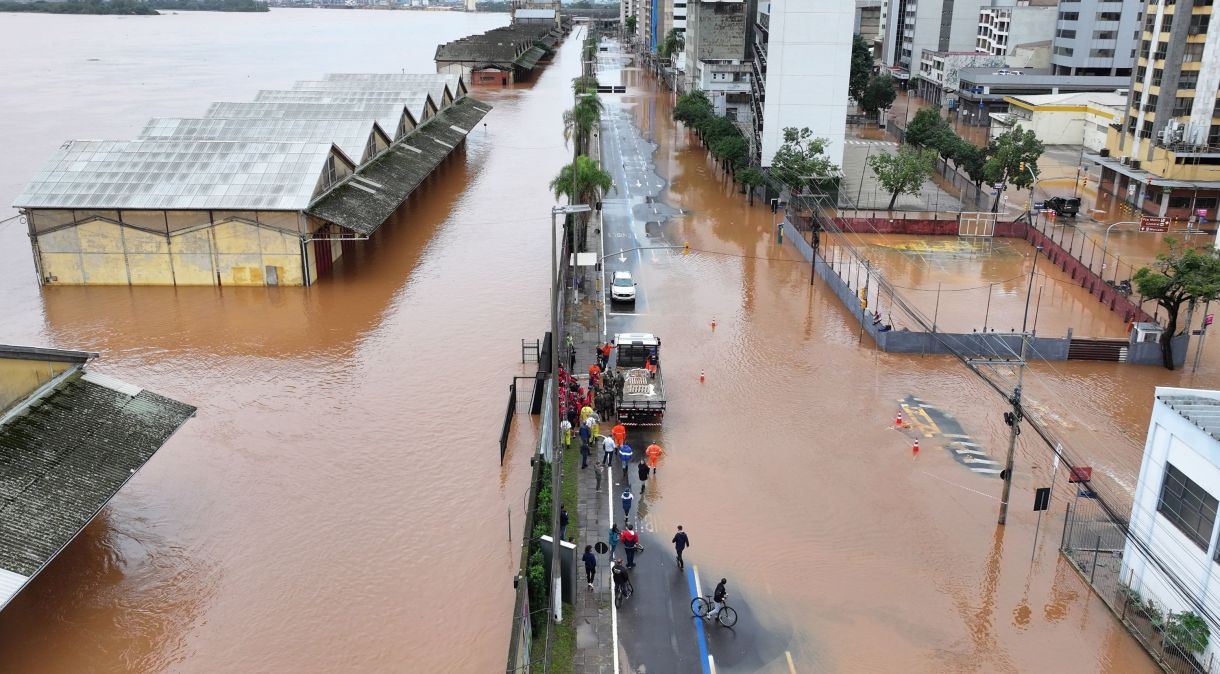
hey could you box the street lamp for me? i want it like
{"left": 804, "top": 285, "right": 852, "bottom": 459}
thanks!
{"left": 1100, "top": 220, "right": 1141, "bottom": 269}
{"left": 548, "top": 202, "right": 591, "bottom": 625}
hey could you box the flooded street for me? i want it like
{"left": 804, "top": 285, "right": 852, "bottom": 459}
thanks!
{"left": 0, "top": 10, "right": 570, "bottom": 672}
{"left": 0, "top": 11, "right": 1215, "bottom": 673}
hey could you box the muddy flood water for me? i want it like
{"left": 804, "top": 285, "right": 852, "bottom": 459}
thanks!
{"left": 0, "top": 10, "right": 1217, "bottom": 674}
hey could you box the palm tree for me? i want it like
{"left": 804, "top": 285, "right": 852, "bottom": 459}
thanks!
{"left": 550, "top": 155, "right": 615, "bottom": 251}
{"left": 659, "top": 28, "right": 685, "bottom": 62}
{"left": 562, "top": 94, "right": 603, "bottom": 151}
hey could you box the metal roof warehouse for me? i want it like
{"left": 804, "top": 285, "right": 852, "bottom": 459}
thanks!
{"left": 12, "top": 73, "right": 490, "bottom": 287}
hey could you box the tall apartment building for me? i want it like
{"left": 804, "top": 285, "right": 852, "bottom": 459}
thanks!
{"left": 881, "top": 0, "right": 987, "bottom": 75}
{"left": 1092, "top": 0, "right": 1220, "bottom": 220}
{"left": 684, "top": 0, "right": 752, "bottom": 120}
{"left": 752, "top": 0, "right": 853, "bottom": 170}
{"left": 1050, "top": 0, "right": 1142, "bottom": 76}
{"left": 975, "top": 0, "right": 1058, "bottom": 62}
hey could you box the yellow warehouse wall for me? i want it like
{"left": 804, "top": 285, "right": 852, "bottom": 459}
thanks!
{"left": 35, "top": 218, "right": 309, "bottom": 286}
{"left": 0, "top": 358, "right": 74, "bottom": 416}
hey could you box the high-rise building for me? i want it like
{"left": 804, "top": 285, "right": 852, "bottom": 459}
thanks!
{"left": 975, "top": 0, "right": 1057, "bottom": 62}
{"left": 1093, "top": 0, "right": 1220, "bottom": 220}
{"left": 684, "top": 0, "right": 752, "bottom": 120}
{"left": 880, "top": 0, "right": 987, "bottom": 76}
{"left": 751, "top": 0, "right": 853, "bottom": 169}
{"left": 1049, "top": 0, "right": 1142, "bottom": 76}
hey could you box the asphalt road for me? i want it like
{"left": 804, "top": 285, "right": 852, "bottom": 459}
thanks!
{"left": 596, "top": 42, "right": 796, "bottom": 674}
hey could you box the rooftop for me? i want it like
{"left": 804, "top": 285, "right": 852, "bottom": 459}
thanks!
{"left": 1158, "top": 393, "right": 1220, "bottom": 442}
{"left": 957, "top": 67, "right": 1129, "bottom": 89}
{"left": 0, "top": 350, "right": 195, "bottom": 611}
{"left": 515, "top": 8, "right": 556, "bottom": 18}
{"left": 203, "top": 101, "right": 416, "bottom": 141}
{"left": 139, "top": 117, "right": 389, "bottom": 166}
{"left": 305, "top": 96, "right": 491, "bottom": 236}
{"left": 298, "top": 74, "right": 466, "bottom": 108}
{"left": 13, "top": 139, "right": 337, "bottom": 211}
{"left": 1005, "top": 91, "right": 1128, "bottom": 109}
{"left": 252, "top": 89, "right": 436, "bottom": 124}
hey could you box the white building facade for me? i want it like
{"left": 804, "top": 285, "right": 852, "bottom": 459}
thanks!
{"left": 754, "top": 0, "right": 853, "bottom": 170}
{"left": 1122, "top": 387, "right": 1220, "bottom": 668}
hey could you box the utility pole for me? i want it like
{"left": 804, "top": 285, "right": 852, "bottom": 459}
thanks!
{"left": 997, "top": 245, "right": 1041, "bottom": 525}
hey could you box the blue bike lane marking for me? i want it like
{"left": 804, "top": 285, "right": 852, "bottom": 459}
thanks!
{"left": 687, "top": 564, "right": 711, "bottom": 674}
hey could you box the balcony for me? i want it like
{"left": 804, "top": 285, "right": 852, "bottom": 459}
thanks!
{"left": 1158, "top": 139, "right": 1220, "bottom": 157}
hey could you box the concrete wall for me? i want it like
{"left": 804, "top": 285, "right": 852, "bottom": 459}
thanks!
{"left": 0, "top": 358, "right": 74, "bottom": 416}
{"left": 36, "top": 218, "right": 305, "bottom": 287}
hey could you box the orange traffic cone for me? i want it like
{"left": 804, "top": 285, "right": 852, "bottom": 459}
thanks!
{"left": 895, "top": 411, "right": 904, "bottom": 427}
{"left": 699, "top": 369, "right": 705, "bottom": 383}
{"left": 912, "top": 439, "right": 920, "bottom": 455}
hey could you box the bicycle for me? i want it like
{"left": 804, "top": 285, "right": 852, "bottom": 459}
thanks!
{"left": 691, "top": 595, "right": 737, "bottom": 627}
{"left": 614, "top": 579, "right": 634, "bottom": 607}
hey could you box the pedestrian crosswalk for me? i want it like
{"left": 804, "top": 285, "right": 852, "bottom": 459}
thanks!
{"left": 845, "top": 139, "right": 898, "bottom": 146}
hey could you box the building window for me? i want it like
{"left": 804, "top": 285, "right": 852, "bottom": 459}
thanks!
{"left": 1153, "top": 42, "right": 1169, "bottom": 60}
{"left": 1169, "top": 195, "right": 1193, "bottom": 208}
{"left": 1179, "top": 75, "right": 1198, "bottom": 89}
{"left": 1188, "top": 13, "right": 1211, "bottom": 34}
{"left": 1152, "top": 68, "right": 1164, "bottom": 86}
{"left": 1158, "top": 464, "right": 1218, "bottom": 552}
{"left": 1059, "top": 11, "right": 1080, "bottom": 20}
{"left": 1097, "top": 11, "right": 1123, "bottom": 20}
{"left": 1094, "top": 30, "right": 1117, "bottom": 40}
{"left": 1054, "top": 46, "right": 1075, "bottom": 56}
{"left": 1185, "top": 42, "right": 1206, "bottom": 61}
{"left": 1173, "top": 97, "right": 1193, "bottom": 116}
{"left": 1091, "top": 48, "right": 1116, "bottom": 57}
{"left": 1210, "top": 124, "right": 1220, "bottom": 145}
{"left": 1057, "top": 28, "right": 1077, "bottom": 38}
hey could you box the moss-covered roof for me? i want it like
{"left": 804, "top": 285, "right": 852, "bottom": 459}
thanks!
{"left": 306, "top": 97, "right": 492, "bottom": 236}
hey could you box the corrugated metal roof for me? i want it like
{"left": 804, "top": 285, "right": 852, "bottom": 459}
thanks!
{"left": 203, "top": 101, "right": 414, "bottom": 141}
{"left": 13, "top": 140, "right": 335, "bottom": 211}
{"left": 306, "top": 97, "right": 492, "bottom": 236}
{"left": 252, "top": 90, "right": 435, "bottom": 124}
{"left": 297, "top": 75, "right": 462, "bottom": 110}
{"left": 322, "top": 73, "right": 465, "bottom": 101}
{"left": 140, "top": 117, "right": 384, "bottom": 166}
{"left": 515, "top": 8, "right": 556, "bottom": 18}
{"left": 0, "top": 371, "right": 194, "bottom": 612}
{"left": 515, "top": 46, "right": 547, "bottom": 69}
{"left": 1159, "top": 394, "right": 1220, "bottom": 442}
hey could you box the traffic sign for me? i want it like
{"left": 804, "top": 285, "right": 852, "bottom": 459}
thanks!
{"left": 1139, "top": 216, "right": 1170, "bottom": 232}
{"left": 1069, "top": 466, "right": 1092, "bottom": 483}
{"left": 1034, "top": 487, "right": 1051, "bottom": 511}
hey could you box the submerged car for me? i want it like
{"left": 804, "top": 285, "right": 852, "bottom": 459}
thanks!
{"left": 610, "top": 270, "right": 637, "bottom": 303}
{"left": 1042, "top": 196, "right": 1081, "bottom": 217}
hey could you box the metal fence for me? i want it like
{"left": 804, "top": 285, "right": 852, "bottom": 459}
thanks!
{"left": 1063, "top": 497, "right": 1217, "bottom": 674}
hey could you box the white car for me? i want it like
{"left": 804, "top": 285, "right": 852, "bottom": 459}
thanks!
{"left": 610, "top": 271, "right": 637, "bottom": 303}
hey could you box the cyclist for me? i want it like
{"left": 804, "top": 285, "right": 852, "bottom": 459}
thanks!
{"left": 706, "top": 578, "right": 728, "bottom": 622}
{"left": 612, "top": 558, "right": 632, "bottom": 602}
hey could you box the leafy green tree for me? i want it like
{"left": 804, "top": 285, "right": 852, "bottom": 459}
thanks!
{"left": 954, "top": 139, "right": 989, "bottom": 190}
{"left": 738, "top": 167, "right": 766, "bottom": 205}
{"left": 1132, "top": 239, "right": 1220, "bottom": 369}
{"left": 982, "top": 125, "right": 1044, "bottom": 211}
{"left": 858, "top": 74, "right": 896, "bottom": 120}
{"left": 768, "top": 127, "right": 839, "bottom": 195}
{"left": 904, "top": 107, "right": 950, "bottom": 147}
{"left": 659, "top": 28, "right": 685, "bottom": 61}
{"left": 625, "top": 15, "right": 637, "bottom": 35}
{"left": 711, "top": 134, "right": 749, "bottom": 172}
{"left": 550, "top": 155, "right": 614, "bottom": 203}
{"left": 849, "top": 34, "right": 874, "bottom": 103}
{"left": 868, "top": 146, "right": 938, "bottom": 210}
{"left": 673, "top": 90, "right": 713, "bottom": 128}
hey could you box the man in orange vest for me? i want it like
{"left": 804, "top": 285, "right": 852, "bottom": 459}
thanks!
{"left": 645, "top": 442, "right": 663, "bottom": 472}
{"left": 612, "top": 423, "right": 627, "bottom": 448}
{"left": 588, "top": 363, "right": 601, "bottom": 388}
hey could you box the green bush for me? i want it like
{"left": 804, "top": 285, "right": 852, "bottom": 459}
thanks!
{"left": 1166, "top": 611, "right": 1210, "bottom": 655}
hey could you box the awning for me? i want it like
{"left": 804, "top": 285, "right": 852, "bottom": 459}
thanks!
{"left": 306, "top": 97, "right": 493, "bottom": 236}
{"left": 515, "top": 47, "right": 547, "bottom": 70}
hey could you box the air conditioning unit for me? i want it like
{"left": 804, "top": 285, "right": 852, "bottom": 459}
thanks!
{"left": 1100, "top": 148, "right": 1111, "bottom": 157}
{"left": 1121, "top": 156, "right": 1130, "bottom": 165}
{"left": 1131, "top": 160, "right": 1142, "bottom": 169}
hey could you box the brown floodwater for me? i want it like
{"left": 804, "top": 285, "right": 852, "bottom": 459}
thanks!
{"left": 0, "top": 9, "right": 569, "bottom": 672}
{"left": 0, "top": 12, "right": 1212, "bottom": 672}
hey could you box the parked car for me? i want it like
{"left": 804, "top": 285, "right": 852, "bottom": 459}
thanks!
{"left": 1041, "top": 196, "right": 1081, "bottom": 217}
{"left": 610, "top": 271, "right": 637, "bottom": 303}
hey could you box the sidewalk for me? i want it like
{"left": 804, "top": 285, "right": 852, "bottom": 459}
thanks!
{"left": 569, "top": 152, "right": 615, "bottom": 672}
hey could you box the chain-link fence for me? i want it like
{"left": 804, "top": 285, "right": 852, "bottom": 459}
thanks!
{"left": 1063, "top": 497, "right": 1218, "bottom": 674}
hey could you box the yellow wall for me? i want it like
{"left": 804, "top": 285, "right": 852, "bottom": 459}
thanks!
{"left": 1105, "top": 129, "right": 1220, "bottom": 182}
{"left": 0, "top": 358, "right": 74, "bottom": 416}
{"left": 35, "top": 218, "right": 305, "bottom": 287}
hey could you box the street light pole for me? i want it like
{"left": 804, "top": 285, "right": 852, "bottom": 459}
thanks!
{"left": 1100, "top": 221, "right": 1140, "bottom": 272}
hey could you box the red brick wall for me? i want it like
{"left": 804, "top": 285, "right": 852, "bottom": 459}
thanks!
{"left": 1024, "top": 226, "right": 1155, "bottom": 324}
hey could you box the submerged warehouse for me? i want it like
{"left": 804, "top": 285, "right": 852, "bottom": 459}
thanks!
{"left": 13, "top": 74, "right": 490, "bottom": 287}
